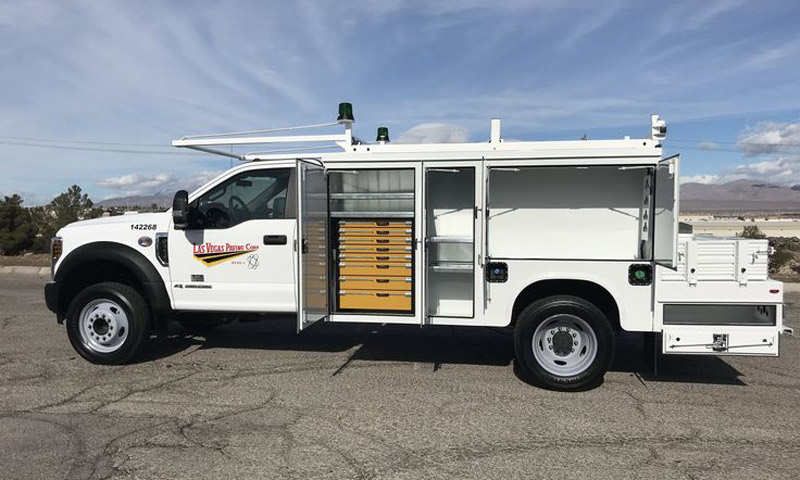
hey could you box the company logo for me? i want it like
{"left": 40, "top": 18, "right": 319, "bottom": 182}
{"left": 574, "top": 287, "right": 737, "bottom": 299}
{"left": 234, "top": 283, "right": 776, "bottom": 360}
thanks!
{"left": 246, "top": 253, "right": 260, "bottom": 270}
{"left": 193, "top": 242, "right": 259, "bottom": 267}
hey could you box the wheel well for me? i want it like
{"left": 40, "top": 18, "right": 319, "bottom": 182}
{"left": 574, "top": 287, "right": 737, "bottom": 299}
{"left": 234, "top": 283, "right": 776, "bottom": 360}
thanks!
{"left": 511, "top": 280, "right": 620, "bottom": 330}
{"left": 53, "top": 242, "right": 171, "bottom": 330}
{"left": 58, "top": 260, "right": 145, "bottom": 314}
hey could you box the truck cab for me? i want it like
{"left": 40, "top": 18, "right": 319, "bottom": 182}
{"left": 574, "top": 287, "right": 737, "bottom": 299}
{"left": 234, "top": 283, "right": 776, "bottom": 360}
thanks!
{"left": 44, "top": 104, "right": 789, "bottom": 391}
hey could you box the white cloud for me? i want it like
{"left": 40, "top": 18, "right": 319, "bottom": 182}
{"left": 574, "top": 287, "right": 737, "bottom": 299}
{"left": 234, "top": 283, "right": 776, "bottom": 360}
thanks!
{"left": 558, "top": 1, "right": 624, "bottom": 49}
{"left": 680, "top": 174, "right": 720, "bottom": 185}
{"left": 98, "top": 171, "right": 221, "bottom": 197}
{"left": 656, "top": 0, "right": 746, "bottom": 36}
{"left": 687, "top": 155, "right": 800, "bottom": 187}
{"left": 697, "top": 141, "right": 716, "bottom": 150}
{"left": 681, "top": 121, "right": 800, "bottom": 186}
{"left": 395, "top": 123, "right": 469, "bottom": 144}
{"left": 738, "top": 122, "right": 800, "bottom": 156}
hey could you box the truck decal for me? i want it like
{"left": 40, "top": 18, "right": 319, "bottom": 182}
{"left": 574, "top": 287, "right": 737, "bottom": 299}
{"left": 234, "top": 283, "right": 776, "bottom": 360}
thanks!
{"left": 192, "top": 243, "right": 259, "bottom": 267}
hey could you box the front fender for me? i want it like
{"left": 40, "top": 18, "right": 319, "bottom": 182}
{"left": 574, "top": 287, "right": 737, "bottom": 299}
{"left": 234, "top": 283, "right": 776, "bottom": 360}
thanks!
{"left": 50, "top": 241, "right": 170, "bottom": 319}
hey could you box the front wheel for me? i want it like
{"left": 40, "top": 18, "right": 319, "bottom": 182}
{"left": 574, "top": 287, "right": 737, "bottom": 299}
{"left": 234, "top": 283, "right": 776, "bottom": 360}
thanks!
{"left": 514, "top": 295, "right": 614, "bottom": 391}
{"left": 66, "top": 282, "right": 152, "bottom": 365}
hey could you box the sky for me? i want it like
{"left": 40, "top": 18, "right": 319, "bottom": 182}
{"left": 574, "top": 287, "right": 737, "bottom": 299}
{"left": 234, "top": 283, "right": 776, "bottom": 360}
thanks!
{"left": 1, "top": 0, "right": 800, "bottom": 205}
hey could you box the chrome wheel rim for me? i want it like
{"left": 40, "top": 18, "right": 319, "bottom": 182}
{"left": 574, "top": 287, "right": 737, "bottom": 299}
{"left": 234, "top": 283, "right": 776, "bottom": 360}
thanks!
{"left": 78, "top": 299, "right": 129, "bottom": 354}
{"left": 532, "top": 314, "right": 598, "bottom": 377}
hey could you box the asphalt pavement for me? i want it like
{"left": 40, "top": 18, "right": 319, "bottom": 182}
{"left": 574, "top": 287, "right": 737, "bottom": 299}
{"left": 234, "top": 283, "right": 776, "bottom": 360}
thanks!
{"left": 1, "top": 274, "right": 798, "bottom": 479}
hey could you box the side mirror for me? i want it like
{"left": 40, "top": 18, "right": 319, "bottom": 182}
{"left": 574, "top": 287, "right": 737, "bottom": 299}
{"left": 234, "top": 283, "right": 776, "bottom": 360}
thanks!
{"left": 172, "top": 190, "right": 189, "bottom": 230}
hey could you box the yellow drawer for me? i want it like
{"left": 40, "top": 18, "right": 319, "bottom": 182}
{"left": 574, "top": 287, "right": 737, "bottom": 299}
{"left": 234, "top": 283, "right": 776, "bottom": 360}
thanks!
{"left": 339, "top": 276, "right": 412, "bottom": 291}
{"left": 339, "top": 291, "right": 412, "bottom": 311}
{"left": 338, "top": 220, "right": 411, "bottom": 229}
{"left": 339, "top": 244, "right": 412, "bottom": 254}
{"left": 340, "top": 228, "right": 412, "bottom": 238}
{"left": 339, "top": 253, "right": 412, "bottom": 263}
{"left": 339, "top": 236, "right": 413, "bottom": 246}
{"left": 339, "top": 262, "right": 412, "bottom": 276}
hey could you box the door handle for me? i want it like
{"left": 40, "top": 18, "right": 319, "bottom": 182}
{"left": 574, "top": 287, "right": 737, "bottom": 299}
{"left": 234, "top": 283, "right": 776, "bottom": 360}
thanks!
{"left": 263, "top": 235, "right": 287, "bottom": 245}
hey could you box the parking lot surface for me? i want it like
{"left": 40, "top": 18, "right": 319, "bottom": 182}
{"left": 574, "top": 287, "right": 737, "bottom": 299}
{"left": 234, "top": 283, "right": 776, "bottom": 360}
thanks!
{"left": 1, "top": 274, "right": 799, "bottom": 479}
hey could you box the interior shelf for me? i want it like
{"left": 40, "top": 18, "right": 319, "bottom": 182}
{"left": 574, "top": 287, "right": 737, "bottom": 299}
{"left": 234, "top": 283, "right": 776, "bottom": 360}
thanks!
{"left": 429, "top": 236, "right": 472, "bottom": 244}
{"left": 330, "top": 192, "right": 414, "bottom": 200}
{"left": 332, "top": 211, "right": 414, "bottom": 218}
{"left": 430, "top": 262, "right": 473, "bottom": 272}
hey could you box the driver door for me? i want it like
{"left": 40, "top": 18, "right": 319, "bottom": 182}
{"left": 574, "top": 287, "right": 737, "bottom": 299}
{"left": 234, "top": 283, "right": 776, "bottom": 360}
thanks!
{"left": 168, "top": 167, "right": 297, "bottom": 312}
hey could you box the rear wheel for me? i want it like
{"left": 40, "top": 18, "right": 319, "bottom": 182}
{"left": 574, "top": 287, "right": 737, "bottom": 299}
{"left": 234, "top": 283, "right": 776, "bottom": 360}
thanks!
{"left": 66, "top": 282, "right": 152, "bottom": 365}
{"left": 514, "top": 295, "right": 614, "bottom": 390}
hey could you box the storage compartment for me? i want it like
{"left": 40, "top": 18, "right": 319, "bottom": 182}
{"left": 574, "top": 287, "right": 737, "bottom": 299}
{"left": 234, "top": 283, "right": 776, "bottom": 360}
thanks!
{"left": 339, "top": 253, "right": 412, "bottom": 263}
{"left": 339, "top": 244, "right": 412, "bottom": 254}
{"left": 488, "top": 166, "right": 650, "bottom": 260}
{"left": 425, "top": 167, "right": 475, "bottom": 318}
{"left": 338, "top": 236, "right": 412, "bottom": 246}
{"left": 659, "top": 235, "right": 770, "bottom": 283}
{"left": 330, "top": 169, "right": 415, "bottom": 314}
{"left": 339, "top": 220, "right": 411, "bottom": 229}
{"left": 339, "top": 277, "right": 412, "bottom": 291}
{"left": 340, "top": 228, "right": 412, "bottom": 238}
{"left": 663, "top": 304, "right": 777, "bottom": 326}
{"left": 339, "top": 291, "right": 412, "bottom": 311}
{"left": 339, "top": 262, "right": 412, "bottom": 277}
{"left": 329, "top": 169, "right": 414, "bottom": 218}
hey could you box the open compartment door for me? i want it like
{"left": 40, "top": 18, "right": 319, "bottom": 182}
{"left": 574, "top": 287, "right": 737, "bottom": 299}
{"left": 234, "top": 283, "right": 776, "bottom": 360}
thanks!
{"left": 654, "top": 154, "right": 680, "bottom": 268}
{"left": 296, "top": 159, "right": 329, "bottom": 331}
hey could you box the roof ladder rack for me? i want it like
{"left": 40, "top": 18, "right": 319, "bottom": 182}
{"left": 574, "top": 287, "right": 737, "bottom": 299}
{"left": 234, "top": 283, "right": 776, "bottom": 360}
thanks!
{"left": 171, "top": 103, "right": 356, "bottom": 161}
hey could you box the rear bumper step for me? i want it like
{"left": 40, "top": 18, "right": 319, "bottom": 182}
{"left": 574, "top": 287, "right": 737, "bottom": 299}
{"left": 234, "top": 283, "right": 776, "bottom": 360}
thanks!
{"left": 662, "top": 325, "right": 780, "bottom": 356}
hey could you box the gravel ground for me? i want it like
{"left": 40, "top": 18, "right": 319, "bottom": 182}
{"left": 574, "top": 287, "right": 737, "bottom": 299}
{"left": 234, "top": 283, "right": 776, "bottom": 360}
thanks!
{"left": 0, "top": 254, "right": 49, "bottom": 267}
{"left": 1, "top": 274, "right": 798, "bottom": 480}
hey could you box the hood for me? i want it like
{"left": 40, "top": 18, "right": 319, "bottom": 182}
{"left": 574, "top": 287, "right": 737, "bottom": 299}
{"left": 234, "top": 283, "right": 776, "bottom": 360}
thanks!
{"left": 57, "top": 212, "right": 169, "bottom": 233}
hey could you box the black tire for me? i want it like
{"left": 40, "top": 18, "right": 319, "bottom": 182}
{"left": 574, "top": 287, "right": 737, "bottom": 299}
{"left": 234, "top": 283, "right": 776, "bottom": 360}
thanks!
{"left": 514, "top": 295, "right": 614, "bottom": 391}
{"left": 66, "top": 282, "right": 152, "bottom": 365}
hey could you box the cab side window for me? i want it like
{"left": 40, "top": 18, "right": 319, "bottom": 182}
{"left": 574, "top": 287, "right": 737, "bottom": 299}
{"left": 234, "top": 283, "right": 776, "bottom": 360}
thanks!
{"left": 189, "top": 168, "right": 293, "bottom": 229}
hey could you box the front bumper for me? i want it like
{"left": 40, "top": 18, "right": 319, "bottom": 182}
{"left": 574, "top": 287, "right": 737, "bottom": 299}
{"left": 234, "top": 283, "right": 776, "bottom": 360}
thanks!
{"left": 44, "top": 281, "right": 60, "bottom": 318}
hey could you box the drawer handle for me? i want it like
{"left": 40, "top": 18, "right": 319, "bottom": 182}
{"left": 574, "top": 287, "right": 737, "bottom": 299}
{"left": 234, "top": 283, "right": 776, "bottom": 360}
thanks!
{"left": 376, "top": 293, "right": 389, "bottom": 297}
{"left": 376, "top": 248, "right": 389, "bottom": 252}
{"left": 376, "top": 230, "right": 390, "bottom": 235}
{"left": 376, "top": 239, "right": 389, "bottom": 244}
{"left": 376, "top": 279, "right": 389, "bottom": 283}
{"left": 376, "top": 265, "right": 389, "bottom": 269}
{"left": 376, "top": 221, "right": 389, "bottom": 226}
{"left": 376, "top": 256, "right": 390, "bottom": 261}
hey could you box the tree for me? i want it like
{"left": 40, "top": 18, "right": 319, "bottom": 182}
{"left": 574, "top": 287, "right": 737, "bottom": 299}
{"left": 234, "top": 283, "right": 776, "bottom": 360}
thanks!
{"left": 739, "top": 225, "right": 767, "bottom": 239}
{"left": 50, "top": 185, "right": 99, "bottom": 226}
{"left": 0, "top": 194, "right": 36, "bottom": 255}
{"left": 32, "top": 185, "right": 102, "bottom": 252}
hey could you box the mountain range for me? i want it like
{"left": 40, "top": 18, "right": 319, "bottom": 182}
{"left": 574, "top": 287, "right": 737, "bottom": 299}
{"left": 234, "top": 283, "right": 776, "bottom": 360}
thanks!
{"left": 680, "top": 179, "right": 800, "bottom": 213}
{"left": 97, "top": 193, "right": 172, "bottom": 209}
{"left": 97, "top": 179, "right": 800, "bottom": 213}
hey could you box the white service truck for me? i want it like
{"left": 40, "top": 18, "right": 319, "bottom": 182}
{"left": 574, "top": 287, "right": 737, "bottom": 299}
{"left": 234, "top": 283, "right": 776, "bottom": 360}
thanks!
{"left": 44, "top": 104, "right": 790, "bottom": 390}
